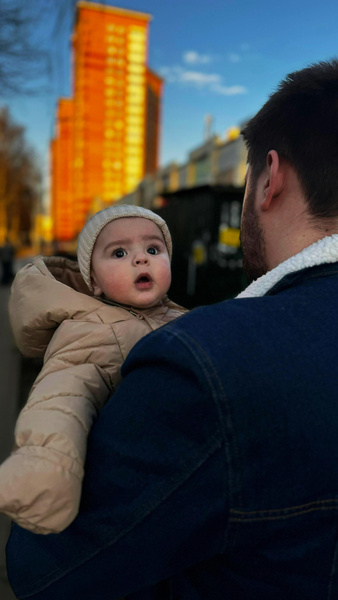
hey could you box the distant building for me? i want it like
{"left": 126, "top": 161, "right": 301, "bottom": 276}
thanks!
{"left": 117, "top": 129, "right": 247, "bottom": 210}
{"left": 51, "top": 99, "right": 75, "bottom": 241}
{"left": 51, "top": 1, "right": 162, "bottom": 241}
{"left": 144, "top": 68, "right": 163, "bottom": 176}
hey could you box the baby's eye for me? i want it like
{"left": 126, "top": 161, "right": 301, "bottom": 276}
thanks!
{"left": 147, "top": 246, "right": 159, "bottom": 255}
{"left": 114, "top": 248, "right": 127, "bottom": 258}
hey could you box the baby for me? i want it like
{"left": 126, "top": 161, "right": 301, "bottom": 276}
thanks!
{"left": 0, "top": 204, "right": 187, "bottom": 534}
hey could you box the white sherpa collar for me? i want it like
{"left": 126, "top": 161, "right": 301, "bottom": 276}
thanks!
{"left": 236, "top": 234, "right": 338, "bottom": 299}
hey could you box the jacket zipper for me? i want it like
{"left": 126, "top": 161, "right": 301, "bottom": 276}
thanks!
{"left": 128, "top": 309, "right": 144, "bottom": 320}
{"left": 100, "top": 296, "right": 145, "bottom": 319}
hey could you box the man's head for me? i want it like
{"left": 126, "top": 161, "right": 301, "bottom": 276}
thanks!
{"left": 241, "top": 59, "right": 338, "bottom": 280}
{"left": 242, "top": 59, "right": 338, "bottom": 220}
{"left": 77, "top": 205, "right": 172, "bottom": 308}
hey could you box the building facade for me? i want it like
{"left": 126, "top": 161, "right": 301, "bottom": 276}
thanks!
{"left": 51, "top": 1, "right": 162, "bottom": 241}
{"left": 144, "top": 68, "right": 163, "bottom": 176}
{"left": 51, "top": 99, "right": 75, "bottom": 241}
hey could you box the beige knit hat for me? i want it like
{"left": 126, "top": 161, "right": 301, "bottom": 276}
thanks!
{"left": 77, "top": 204, "right": 172, "bottom": 290}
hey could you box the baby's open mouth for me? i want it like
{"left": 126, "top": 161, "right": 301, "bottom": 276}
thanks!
{"left": 135, "top": 274, "right": 153, "bottom": 289}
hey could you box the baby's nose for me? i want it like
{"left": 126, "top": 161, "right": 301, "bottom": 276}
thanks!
{"left": 134, "top": 253, "right": 149, "bottom": 265}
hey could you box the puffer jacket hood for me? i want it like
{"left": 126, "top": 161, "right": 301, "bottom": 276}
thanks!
{"left": 9, "top": 256, "right": 97, "bottom": 357}
{"left": 9, "top": 255, "right": 184, "bottom": 358}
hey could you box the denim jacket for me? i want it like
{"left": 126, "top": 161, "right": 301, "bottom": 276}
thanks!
{"left": 7, "top": 262, "right": 338, "bottom": 600}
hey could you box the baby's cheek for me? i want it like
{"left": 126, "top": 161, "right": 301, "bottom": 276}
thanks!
{"left": 163, "top": 269, "right": 172, "bottom": 292}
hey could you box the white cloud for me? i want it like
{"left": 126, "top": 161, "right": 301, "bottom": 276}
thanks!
{"left": 180, "top": 71, "right": 221, "bottom": 86}
{"left": 159, "top": 66, "right": 221, "bottom": 87}
{"left": 159, "top": 66, "right": 183, "bottom": 83}
{"left": 183, "top": 51, "right": 213, "bottom": 65}
{"left": 212, "top": 84, "right": 247, "bottom": 96}
{"left": 159, "top": 66, "right": 247, "bottom": 96}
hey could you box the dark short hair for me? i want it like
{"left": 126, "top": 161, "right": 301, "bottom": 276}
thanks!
{"left": 241, "top": 59, "right": 338, "bottom": 219}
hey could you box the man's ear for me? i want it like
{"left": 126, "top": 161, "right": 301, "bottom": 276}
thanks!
{"left": 261, "top": 150, "right": 284, "bottom": 211}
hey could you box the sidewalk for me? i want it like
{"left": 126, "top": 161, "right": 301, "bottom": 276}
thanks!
{"left": 0, "top": 283, "right": 20, "bottom": 600}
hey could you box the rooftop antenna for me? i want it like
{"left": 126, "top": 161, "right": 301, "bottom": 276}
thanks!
{"left": 204, "top": 114, "right": 213, "bottom": 141}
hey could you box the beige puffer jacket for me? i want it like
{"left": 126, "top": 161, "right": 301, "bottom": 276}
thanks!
{"left": 0, "top": 256, "right": 187, "bottom": 534}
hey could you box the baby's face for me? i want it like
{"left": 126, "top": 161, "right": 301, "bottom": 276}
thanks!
{"left": 91, "top": 217, "right": 171, "bottom": 308}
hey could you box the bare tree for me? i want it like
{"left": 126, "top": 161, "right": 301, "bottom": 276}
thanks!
{"left": 0, "top": 0, "right": 53, "bottom": 95}
{"left": 0, "top": 107, "right": 42, "bottom": 242}
{"left": 0, "top": 0, "right": 81, "bottom": 97}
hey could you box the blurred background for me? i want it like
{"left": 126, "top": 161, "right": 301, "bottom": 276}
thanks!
{"left": 1, "top": 0, "right": 338, "bottom": 597}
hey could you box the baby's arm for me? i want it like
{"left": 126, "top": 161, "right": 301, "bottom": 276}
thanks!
{"left": 0, "top": 319, "right": 121, "bottom": 534}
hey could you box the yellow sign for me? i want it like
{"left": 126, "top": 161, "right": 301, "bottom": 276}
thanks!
{"left": 193, "top": 242, "right": 206, "bottom": 265}
{"left": 226, "top": 126, "right": 240, "bottom": 141}
{"left": 219, "top": 227, "right": 241, "bottom": 248}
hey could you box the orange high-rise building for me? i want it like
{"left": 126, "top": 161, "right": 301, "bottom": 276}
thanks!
{"left": 145, "top": 68, "right": 163, "bottom": 176}
{"left": 51, "top": 1, "right": 163, "bottom": 241}
{"left": 72, "top": 2, "right": 151, "bottom": 232}
{"left": 51, "top": 98, "right": 75, "bottom": 241}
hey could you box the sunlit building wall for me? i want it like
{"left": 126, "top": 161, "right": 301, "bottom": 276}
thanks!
{"left": 32, "top": 214, "right": 53, "bottom": 247}
{"left": 51, "top": 98, "right": 75, "bottom": 241}
{"left": 71, "top": 1, "right": 152, "bottom": 233}
{"left": 50, "top": 138, "right": 56, "bottom": 237}
{"left": 145, "top": 68, "right": 163, "bottom": 175}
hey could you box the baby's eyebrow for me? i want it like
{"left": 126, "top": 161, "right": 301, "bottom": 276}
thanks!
{"left": 104, "top": 238, "right": 131, "bottom": 250}
{"left": 140, "top": 235, "right": 164, "bottom": 243}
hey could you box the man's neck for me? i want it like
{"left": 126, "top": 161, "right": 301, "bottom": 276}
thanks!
{"left": 264, "top": 189, "right": 338, "bottom": 271}
{"left": 266, "top": 228, "right": 333, "bottom": 271}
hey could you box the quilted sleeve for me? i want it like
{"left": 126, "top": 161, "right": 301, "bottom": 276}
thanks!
{"left": 0, "top": 319, "right": 123, "bottom": 535}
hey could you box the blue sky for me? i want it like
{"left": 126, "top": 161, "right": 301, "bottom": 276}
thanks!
{"left": 4, "top": 0, "right": 338, "bottom": 199}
